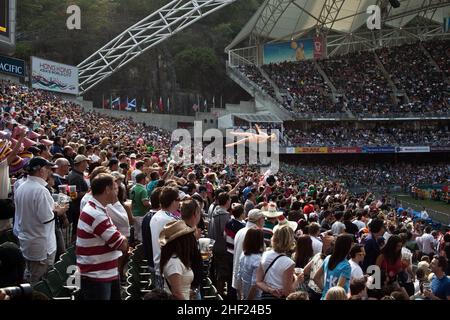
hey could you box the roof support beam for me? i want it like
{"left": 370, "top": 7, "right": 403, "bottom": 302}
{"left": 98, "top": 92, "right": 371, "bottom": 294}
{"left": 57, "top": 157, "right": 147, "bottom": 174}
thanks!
{"left": 77, "top": 0, "right": 238, "bottom": 94}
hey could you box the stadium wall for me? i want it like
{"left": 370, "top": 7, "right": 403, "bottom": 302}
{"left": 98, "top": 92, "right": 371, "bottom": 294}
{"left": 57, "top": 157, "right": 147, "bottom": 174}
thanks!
{"left": 91, "top": 108, "right": 195, "bottom": 131}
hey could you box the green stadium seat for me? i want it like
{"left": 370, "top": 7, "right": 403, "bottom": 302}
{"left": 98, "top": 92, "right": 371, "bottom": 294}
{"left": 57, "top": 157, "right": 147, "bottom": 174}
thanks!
{"left": 33, "top": 281, "right": 52, "bottom": 299}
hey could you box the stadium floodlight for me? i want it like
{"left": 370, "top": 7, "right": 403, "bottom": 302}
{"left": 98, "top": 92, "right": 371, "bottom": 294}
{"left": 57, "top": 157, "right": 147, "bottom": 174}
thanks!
{"left": 77, "top": 0, "right": 238, "bottom": 94}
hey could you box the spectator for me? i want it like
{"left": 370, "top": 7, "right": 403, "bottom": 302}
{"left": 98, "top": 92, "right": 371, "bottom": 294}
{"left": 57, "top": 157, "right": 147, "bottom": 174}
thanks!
{"left": 150, "top": 187, "right": 180, "bottom": 289}
{"left": 349, "top": 244, "right": 365, "bottom": 281}
{"left": 209, "top": 192, "right": 231, "bottom": 297}
{"left": 159, "top": 220, "right": 197, "bottom": 300}
{"left": 314, "top": 234, "right": 353, "bottom": 299}
{"left": 362, "top": 219, "right": 385, "bottom": 272}
{"left": 14, "top": 157, "right": 67, "bottom": 284}
{"left": 67, "top": 154, "right": 89, "bottom": 241}
{"left": 237, "top": 228, "right": 264, "bottom": 300}
{"left": 232, "top": 209, "right": 265, "bottom": 297}
{"left": 129, "top": 173, "right": 149, "bottom": 243}
{"left": 256, "top": 226, "right": 303, "bottom": 299}
{"left": 425, "top": 256, "right": 450, "bottom": 300}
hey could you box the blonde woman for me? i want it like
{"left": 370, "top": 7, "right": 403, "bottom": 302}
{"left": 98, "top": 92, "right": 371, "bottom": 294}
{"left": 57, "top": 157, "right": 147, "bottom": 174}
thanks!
{"left": 256, "top": 226, "right": 303, "bottom": 299}
{"left": 324, "top": 286, "right": 348, "bottom": 300}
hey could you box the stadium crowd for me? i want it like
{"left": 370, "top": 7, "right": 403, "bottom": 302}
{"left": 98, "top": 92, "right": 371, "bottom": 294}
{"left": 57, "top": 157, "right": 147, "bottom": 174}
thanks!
{"left": 283, "top": 125, "right": 450, "bottom": 147}
{"left": 236, "top": 40, "right": 449, "bottom": 117}
{"left": 0, "top": 80, "right": 449, "bottom": 302}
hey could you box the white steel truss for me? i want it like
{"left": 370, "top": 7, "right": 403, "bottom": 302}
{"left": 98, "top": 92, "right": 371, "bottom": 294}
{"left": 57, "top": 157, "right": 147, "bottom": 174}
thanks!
{"left": 316, "top": 0, "right": 346, "bottom": 35}
{"left": 77, "top": 0, "right": 238, "bottom": 94}
{"left": 250, "top": 0, "right": 294, "bottom": 44}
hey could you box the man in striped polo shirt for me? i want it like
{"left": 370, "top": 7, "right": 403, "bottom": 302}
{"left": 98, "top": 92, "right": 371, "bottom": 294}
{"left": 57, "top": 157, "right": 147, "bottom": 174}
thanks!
{"left": 76, "top": 173, "right": 128, "bottom": 300}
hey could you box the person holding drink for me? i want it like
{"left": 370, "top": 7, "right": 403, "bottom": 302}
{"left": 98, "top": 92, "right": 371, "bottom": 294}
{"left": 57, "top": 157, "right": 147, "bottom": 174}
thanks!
{"left": 67, "top": 155, "right": 89, "bottom": 242}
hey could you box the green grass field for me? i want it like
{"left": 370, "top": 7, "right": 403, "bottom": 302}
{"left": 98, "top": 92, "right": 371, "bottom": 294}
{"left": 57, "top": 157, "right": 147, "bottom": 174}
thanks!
{"left": 393, "top": 194, "right": 450, "bottom": 225}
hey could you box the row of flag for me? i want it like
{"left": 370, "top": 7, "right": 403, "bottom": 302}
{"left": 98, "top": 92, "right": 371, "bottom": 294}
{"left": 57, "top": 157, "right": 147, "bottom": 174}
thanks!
{"left": 102, "top": 95, "right": 222, "bottom": 113}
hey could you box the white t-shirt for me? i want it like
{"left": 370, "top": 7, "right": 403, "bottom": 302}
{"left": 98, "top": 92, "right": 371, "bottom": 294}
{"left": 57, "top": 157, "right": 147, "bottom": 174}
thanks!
{"left": 349, "top": 259, "right": 364, "bottom": 280}
{"left": 150, "top": 210, "right": 176, "bottom": 276}
{"left": 260, "top": 250, "right": 295, "bottom": 290}
{"left": 163, "top": 256, "right": 194, "bottom": 300}
{"left": 419, "top": 233, "right": 436, "bottom": 255}
{"left": 14, "top": 176, "right": 56, "bottom": 261}
{"left": 106, "top": 202, "right": 131, "bottom": 237}
{"left": 0, "top": 159, "right": 10, "bottom": 199}
{"left": 310, "top": 235, "right": 323, "bottom": 256}
{"left": 0, "top": 159, "right": 12, "bottom": 232}
{"left": 353, "top": 219, "right": 366, "bottom": 231}
{"left": 232, "top": 225, "right": 251, "bottom": 289}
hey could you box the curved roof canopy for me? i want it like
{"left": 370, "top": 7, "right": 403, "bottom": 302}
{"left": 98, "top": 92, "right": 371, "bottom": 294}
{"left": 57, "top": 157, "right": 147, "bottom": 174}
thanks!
{"left": 227, "top": 0, "right": 449, "bottom": 50}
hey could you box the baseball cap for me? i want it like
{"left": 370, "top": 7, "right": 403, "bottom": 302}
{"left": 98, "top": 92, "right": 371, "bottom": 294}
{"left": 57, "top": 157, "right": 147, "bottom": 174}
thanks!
{"left": 247, "top": 209, "right": 264, "bottom": 223}
{"left": 130, "top": 153, "right": 137, "bottom": 158}
{"left": 74, "top": 154, "right": 89, "bottom": 164}
{"left": 26, "top": 156, "right": 57, "bottom": 172}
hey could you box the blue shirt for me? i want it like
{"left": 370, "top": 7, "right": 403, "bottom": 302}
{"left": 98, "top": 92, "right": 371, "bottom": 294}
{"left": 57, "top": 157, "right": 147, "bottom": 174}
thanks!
{"left": 431, "top": 274, "right": 450, "bottom": 300}
{"left": 242, "top": 187, "right": 252, "bottom": 200}
{"left": 146, "top": 180, "right": 158, "bottom": 195}
{"left": 321, "top": 255, "right": 351, "bottom": 299}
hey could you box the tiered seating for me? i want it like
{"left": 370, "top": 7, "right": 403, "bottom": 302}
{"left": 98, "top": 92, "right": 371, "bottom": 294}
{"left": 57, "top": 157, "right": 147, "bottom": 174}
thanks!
{"left": 32, "top": 246, "right": 77, "bottom": 300}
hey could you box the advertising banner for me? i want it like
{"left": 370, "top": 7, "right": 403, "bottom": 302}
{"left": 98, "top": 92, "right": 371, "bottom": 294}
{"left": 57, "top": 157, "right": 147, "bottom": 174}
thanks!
{"left": 0, "top": 54, "right": 24, "bottom": 77}
{"left": 263, "top": 38, "right": 314, "bottom": 64}
{"left": 362, "top": 146, "right": 396, "bottom": 153}
{"left": 313, "top": 36, "right": 326, "bottom": 59}
{"left": 329, "top": 147, "right": 361, "bottom": 154}
{"left": 31, "top": 56, "right": 79, "bottom": 95}
{"left": 285, "top": 147, "right": 296, "bottom": 154}
{"left": 396, "top": 146, "right": 430, "bottom": 153}
{"left": 430, "top": 146, "right": 450, "bottom": 152}
{"left": 0, "top": 0, "right": 9, "bottom": 37}
{"left": 295, "top": 147, "right": 329, "bottom": 154}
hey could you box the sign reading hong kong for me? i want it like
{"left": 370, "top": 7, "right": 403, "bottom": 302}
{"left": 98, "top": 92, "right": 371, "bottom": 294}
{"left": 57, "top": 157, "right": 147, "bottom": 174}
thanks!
{"left": 31, "top": 56, "right": 79, "bottom": 95}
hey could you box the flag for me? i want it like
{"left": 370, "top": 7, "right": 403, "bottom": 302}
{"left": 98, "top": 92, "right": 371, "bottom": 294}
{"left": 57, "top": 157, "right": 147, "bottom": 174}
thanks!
{"left": 102, "top": 94, "right": 109, "bottom": 109}
{"left": 141, "top": 99, "right": 147, "bottom": 112}
{"left": 444, "top": 17, "right": 450, "bottom": 33}
{"left": 167, "top": 97, "right": 170, "bottom": 113}
{"left": 149, "top": 100, "right": 153, "bottom": 113}
{"left": 204, "top": 99, "right": 207, "bottom": 112}
{"left": 159, "top": 97, "right": 164, "bottom": 113}
{"left": 193, "top": 104, "right": 198, "bottom": 112}
{"left": 120, "top": 97, "right": 127, "bottom": 111}
{"left": 127, "top": 98, "right": 136, "bottom": 111}
{"left": 213, "top": 96, "right": 215, "bottom": 109}
{"left": 111, "top": 97, "right": 120, "bottom": 110}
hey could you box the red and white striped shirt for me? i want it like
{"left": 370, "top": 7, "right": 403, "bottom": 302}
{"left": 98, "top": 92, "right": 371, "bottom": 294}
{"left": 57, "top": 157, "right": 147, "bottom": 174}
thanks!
{"left": 76, "top": 198, "right": 124, "bottom": 282}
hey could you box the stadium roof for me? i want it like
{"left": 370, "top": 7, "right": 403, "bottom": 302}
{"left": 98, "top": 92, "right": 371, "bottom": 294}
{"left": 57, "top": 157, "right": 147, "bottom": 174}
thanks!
{"left": 227, "top": 0, "right": 450, "bottom": 50}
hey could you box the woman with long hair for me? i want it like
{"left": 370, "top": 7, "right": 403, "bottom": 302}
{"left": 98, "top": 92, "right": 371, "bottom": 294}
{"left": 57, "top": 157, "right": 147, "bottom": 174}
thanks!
{"left": 237, "top": 228, "right": 265, "bottom": 300}
{"left": 314, "top": 234, "right": 353, "bottom": 299}
{"left": 293, "top": 235, "right": 314, "bottom": 268}
{"left": 376, "top": 234, "right": 403, "bottom": 284}
{"left": 160, "top": 220, "right": 197, "bottom": 300}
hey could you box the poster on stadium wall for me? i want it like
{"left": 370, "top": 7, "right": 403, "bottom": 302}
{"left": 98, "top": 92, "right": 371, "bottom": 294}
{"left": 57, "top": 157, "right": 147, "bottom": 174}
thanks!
{"left": 396, "top": 146, "right": 430, "bottom": 153}
{"left": 313, "top": 36, "right": 326, "bottom": 59}
{"left": 329, "top": 147, "right": 361, "bottom": 154}
{"left": 31, "top": 56, "right": 79, "bottom": 95}
{"left": 362, "top": 146, "right": 396, "bottom": 153}
{"left": 430, "top": 146, "right": 450, "bottom": 152}
{"left": 295, "top": 147, "right": 329, "bottom": 154}
{"left": 263, "top": 38, "right": 314, "bottom": 64}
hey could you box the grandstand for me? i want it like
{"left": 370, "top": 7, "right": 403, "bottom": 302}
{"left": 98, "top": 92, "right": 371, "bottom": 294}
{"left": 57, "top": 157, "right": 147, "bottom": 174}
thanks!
{"left": 1, "top": 0, "right": 450, "bottom": 304}
{"left": 222, "top": 0, "right": 450, "bottom": 221}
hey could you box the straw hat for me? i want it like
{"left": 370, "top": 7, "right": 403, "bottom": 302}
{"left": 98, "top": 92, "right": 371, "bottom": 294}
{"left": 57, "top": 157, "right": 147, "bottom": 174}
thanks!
{"left": 262, "top": 202, "right": 284, "bottom": 218}
{"left": 159, "top": 220, "right": 195, "bottom": 247}
{"left": 273, "top": 214, "right": 298, "bottom": 233}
